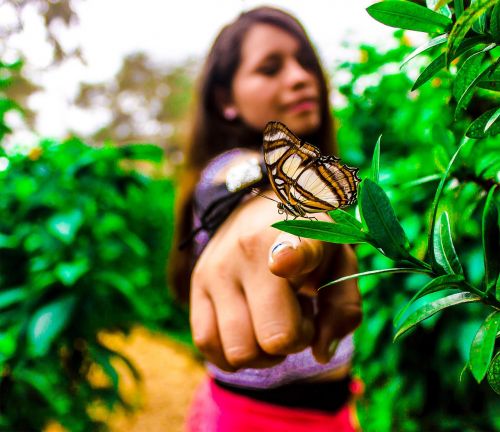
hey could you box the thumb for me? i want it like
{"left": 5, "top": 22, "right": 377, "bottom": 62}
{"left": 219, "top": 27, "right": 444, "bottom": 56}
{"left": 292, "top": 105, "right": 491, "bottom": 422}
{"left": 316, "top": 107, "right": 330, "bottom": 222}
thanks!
{"left": 268, "top": 232, "right": 324, "bottom": 280}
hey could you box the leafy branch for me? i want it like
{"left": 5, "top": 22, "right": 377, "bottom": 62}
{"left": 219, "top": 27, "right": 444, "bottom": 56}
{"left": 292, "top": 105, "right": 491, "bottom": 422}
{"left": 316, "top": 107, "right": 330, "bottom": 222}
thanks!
{"left": 273, "top": 137, "right": 500, "bottom": 392}
{"left": 366, "top": 0, "right": 499, "bottom": 135}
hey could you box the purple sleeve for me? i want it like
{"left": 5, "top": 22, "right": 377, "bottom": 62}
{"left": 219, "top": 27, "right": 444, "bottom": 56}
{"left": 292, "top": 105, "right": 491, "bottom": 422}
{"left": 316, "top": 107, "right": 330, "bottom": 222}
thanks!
{"left": 192, "top": 148, "right": 265, "bottom": 257}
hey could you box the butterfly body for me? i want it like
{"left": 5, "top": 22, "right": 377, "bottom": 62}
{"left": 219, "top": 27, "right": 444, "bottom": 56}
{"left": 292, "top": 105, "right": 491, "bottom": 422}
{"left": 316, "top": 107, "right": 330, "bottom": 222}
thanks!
{"left": 263, "top": 121, "right": 360, "bottom": 217}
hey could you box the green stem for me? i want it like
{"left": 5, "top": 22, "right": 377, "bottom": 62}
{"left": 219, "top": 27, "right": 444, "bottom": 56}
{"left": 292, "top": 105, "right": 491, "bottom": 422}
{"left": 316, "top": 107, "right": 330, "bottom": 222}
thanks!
{"left": 405, "top": 254, "right": 432, "bottom": 271}
{"left": 484, "top": 291, "right": 500, "bottom": 310}
{"left": 462, "top": 281, "right": 500, "bottom": 311}
{"left": 463, "top": 281, "right": 486, "bottom": 298}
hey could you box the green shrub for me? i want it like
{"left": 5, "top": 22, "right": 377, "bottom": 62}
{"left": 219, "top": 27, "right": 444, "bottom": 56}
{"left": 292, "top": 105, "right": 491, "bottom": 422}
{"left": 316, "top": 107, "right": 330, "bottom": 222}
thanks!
{"left": 0, "top": 137, "right": 187, "bottom": 431}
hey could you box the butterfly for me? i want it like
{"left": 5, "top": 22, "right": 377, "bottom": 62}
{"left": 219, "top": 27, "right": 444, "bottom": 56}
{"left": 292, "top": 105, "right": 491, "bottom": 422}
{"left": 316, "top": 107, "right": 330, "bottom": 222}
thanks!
{"left": 263, "top": 121, "right": 360, "bottom": 218}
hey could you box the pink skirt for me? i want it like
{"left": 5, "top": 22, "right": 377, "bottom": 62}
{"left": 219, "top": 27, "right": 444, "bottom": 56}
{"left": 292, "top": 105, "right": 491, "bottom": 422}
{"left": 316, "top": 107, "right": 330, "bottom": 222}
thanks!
{"left": 185, "top": 377, "right": 358, "bottom": 432}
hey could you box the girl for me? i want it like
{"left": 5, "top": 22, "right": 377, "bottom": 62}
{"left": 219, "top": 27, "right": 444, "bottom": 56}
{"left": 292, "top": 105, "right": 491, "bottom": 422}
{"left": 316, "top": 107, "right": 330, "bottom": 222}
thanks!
{"left": 171, "top": 7, "right": 362, "bottom": 431}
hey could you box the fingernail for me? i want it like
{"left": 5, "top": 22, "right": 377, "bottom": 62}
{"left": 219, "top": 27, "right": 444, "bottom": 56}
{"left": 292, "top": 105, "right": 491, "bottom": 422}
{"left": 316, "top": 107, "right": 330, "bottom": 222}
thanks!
{"left": 269, "top": 241, "right": 295, "bottom": 263}
{"left": 327, "top": 339, "right": 340, "bottom": 360}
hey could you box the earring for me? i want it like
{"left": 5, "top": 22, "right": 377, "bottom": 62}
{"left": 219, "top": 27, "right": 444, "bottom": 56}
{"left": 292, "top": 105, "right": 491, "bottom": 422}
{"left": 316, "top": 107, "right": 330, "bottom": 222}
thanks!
{"left": 223, "top": 107, "right": 238, "bottom": 121}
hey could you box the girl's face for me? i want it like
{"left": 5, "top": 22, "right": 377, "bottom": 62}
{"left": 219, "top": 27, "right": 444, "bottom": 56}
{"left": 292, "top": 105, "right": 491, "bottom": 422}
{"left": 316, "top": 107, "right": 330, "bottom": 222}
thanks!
{"left": 226, "top": 23, "right": 322, "bottom": 136}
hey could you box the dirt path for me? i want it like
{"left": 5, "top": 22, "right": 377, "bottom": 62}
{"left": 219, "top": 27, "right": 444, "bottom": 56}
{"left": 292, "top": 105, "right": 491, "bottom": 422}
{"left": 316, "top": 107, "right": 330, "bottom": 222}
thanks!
{"left": 102, "top": 327, "right": 205, "bottom": 432}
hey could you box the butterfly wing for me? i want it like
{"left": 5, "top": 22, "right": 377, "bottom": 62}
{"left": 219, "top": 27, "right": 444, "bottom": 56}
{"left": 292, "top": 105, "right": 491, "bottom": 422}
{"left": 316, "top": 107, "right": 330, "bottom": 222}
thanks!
{"left": 263, "top": 121, "right": 320, "bottom": 208}
{"left": 291, "top": 156, "right": 360, "bottom": 213}
{"left": 263, "top": 121, "right": 360, "bottom": 216}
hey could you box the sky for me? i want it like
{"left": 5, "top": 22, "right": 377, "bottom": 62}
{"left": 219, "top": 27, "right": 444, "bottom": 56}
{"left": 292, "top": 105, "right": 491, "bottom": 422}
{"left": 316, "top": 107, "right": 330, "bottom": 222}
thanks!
{"left": 3, "top": 0, "right": 402, "bottom": 140}
{"left": 71, "top": 0, "right": 395, "bottom": 79}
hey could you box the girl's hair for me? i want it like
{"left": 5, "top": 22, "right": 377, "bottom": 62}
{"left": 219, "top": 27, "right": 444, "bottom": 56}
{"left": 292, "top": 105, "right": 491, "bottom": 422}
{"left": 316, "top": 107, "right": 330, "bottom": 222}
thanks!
{"left": 170, "top": 6, "right": 336, "bottom": 301}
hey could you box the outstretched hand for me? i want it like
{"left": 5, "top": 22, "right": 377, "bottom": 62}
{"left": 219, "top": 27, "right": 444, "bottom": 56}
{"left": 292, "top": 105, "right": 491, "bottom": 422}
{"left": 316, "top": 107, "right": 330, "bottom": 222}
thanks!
{"left": 268, "top": 230, "right": 362, "bottom": 364}
{"left": 190, "top": 193, "right": 361, "bottom": 371}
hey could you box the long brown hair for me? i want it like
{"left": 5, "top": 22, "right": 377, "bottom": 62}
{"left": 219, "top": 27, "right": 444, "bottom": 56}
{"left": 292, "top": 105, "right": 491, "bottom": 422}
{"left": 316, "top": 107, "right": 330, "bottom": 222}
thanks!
{"left": 170, "top": 6, "right": 336, "bottom": 301}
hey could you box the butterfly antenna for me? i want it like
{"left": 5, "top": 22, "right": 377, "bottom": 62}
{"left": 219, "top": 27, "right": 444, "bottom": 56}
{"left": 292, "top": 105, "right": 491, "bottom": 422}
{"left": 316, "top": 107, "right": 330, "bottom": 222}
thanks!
{"left": 251, "top": 188, "right": 281, "bottom": 205}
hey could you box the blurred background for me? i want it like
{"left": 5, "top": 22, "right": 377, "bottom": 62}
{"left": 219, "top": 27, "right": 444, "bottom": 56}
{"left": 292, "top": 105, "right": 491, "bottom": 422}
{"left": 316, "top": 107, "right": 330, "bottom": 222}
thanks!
{"left": 0, "top": 0, "right": 498, "bottom": 431}
{"left": 1, "top": 0, "right": 399, "bottom": 158}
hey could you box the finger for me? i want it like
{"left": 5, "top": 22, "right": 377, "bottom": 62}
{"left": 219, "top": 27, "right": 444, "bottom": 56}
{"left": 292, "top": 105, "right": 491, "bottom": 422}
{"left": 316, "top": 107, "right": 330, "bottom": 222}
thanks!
{"left": 190, "top": 284, "right": 235, "bottom": 371}
{"left": 297, "top": 293, "right": 315, "bottom": 333}
{"left": 238, "top": 232, "right": 313, "bottom": 355}
{"left": 247, "top": 274, "right": 314, "bottom": 355}
{"left": 268, "top": 232, "right": 324, "bottom": 285}
{"left": 312, "top": 281, "right": 362, "bottom": 364}
{"left": 210, "top": 282, "right": 261, "bottom": 368}
{"left": 312, "top": 245, "right": 362, "bottom": 364}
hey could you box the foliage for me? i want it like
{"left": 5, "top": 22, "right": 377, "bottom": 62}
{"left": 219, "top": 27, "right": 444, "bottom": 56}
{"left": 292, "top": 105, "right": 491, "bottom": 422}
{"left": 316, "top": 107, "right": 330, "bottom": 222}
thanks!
{"left": 366, "top": 0, "right": 499, "bottom": 133}
{"left": 0, "top": 60, "right": 188, "bottom": 431}
{"left": 275, "top": 19, "right": 500, "bottom": 432}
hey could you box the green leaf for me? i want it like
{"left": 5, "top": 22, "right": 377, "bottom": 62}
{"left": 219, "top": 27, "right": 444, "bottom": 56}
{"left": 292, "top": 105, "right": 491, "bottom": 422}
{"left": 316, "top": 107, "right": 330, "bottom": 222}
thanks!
{"left": 482, "top": 185, "right": 499, "bottom": 294}
{"left": 95, "top": 271, "right": 151, "bottom": 316}
{"left": 466, "top": 107, "right": 500, "bottom": 138}
{"left": 453, "top": 44, "right": 493, "bottom": 100}
{"left": 272, "top": 219, "right": 370, "bottom": 244}
{"left": 359, "top": 178, "right": 410, "bottom": 260}
{"left": 54, "top": 259, "right": 89, "bottom": 286}
{"left": 401, "top": 174, "right": 442, "bottom": 189}
{"left": 432, "top": 211, "right": 464, "bottom": 275}
{"left": 454, "top": 0, "right": 465, "bottom": 18}
{"left": 487, "top": 351, "right": 500, "bottom": 394}
{"left": 118, "top": 143, "right": 163, "bottom": 162}
{"left": 412, "top": 53, "right": 447, "bottom": 91}
{"left": 47, "top": 209, "right": 84, "bottom": 244}
{"left": 3, "top": 59, "right": 23, "bottom": 71}
{"left": 454, "top": 47, "right": 498, "bottom": 116}
{"left": 91, "top": 346, "right": 120, "bottom": 390}
{"left": 371, "top": 135, "right": 381, "bottom": 183}
{"left": 123, "top": 232, "right": 148, "bottom": 257}
{"left": 447, "top": 0, "right": 499, "bottom": 65}
{"left": 328, "top": 209, "right": 364, "bottom": 230}
{"left": 452, "top": 46, "right": 485, "bottom": 98}
{"left": 27, "top": 295, "right": 77, "bottom": 357}
{"left": 491, "top": 2, "right": 500, "bottom": 42}
{"left": 320, "top": 267, "right": 432, "bottom": 290}
{"left": 428, "top": 139, "right": 469, "bottom": 270}
{"left": 411, "top": 36, "right": 488, "bottom": 90}
{"left": 470, "top": 311, "right": 500, "bottom": 382}
{"left": 366, "top": 1, "right": 452, "bottom": 33}
{"left": 0, "top": 327, "right": 19, "bottom": 360}
{"left": 471, "top": 0, "right": 489, "bottom": 34}
{"left": 93, "top": 343, "right": 141, "bottom": 381}
{"left": 12, "top": 367, "right": 71, "bottom": 415}
{"left": 401, "top": 34, "right": 448, "bottom": 69}
{"left": 0, "top": 98, "right": 22, "bottom": 116}
{"left": 394, "top": 274, "right": 466, "bottom": 325}
{"left": 13, "top": 176, "right": 37, "bottom": 200}
{"left": 0, "top": 287, "right": 27, "bottom": 310}
{"left": 394, "top": 292, "right": 481, "bottom": 341}
{"left": 477, "top": 74, "right": 500, "bottom": 90}
{"left": 0, "top": 233, "right": 17, "bottom": 249}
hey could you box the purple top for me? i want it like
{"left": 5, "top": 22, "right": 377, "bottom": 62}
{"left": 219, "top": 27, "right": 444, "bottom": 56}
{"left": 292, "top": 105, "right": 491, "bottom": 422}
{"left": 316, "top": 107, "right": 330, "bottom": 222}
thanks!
{"left": 193, "top": 149, "right": 354, "bottom": 389}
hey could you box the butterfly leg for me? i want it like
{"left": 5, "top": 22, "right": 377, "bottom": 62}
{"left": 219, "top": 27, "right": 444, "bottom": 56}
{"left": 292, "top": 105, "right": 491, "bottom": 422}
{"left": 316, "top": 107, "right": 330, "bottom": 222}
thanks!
{"left": 291, "top": 215, "right": 302, "bottom": 242}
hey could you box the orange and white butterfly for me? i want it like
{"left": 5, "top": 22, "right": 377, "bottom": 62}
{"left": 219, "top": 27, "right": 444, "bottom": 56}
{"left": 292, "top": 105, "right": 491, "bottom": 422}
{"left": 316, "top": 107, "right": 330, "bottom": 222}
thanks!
{"left": 263, "top": 121, "right": 360, "bottom": 218}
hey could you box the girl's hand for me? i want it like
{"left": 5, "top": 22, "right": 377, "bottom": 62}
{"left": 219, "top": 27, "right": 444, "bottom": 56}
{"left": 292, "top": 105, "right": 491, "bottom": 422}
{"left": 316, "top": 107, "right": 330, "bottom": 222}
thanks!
{"left": 190, "top": 194, "right": 362, "bottom": 371}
